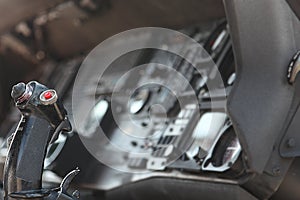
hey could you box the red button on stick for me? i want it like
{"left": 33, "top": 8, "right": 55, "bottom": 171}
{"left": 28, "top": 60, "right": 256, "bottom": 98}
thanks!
{"left": 44, "top": 91, "right": 53, "bottom": 100}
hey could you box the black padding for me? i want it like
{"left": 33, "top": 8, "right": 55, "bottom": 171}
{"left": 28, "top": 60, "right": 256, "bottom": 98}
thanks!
{"left": 224, "top": 0, "right": 300, "bottom": 172}
{"left": 106, "top": 178, "right": 257, "bottom": 200}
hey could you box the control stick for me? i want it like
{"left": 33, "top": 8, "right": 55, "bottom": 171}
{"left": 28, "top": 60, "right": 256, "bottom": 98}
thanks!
{"left": 3, "top": 81, "right": 79, "bottom": 200}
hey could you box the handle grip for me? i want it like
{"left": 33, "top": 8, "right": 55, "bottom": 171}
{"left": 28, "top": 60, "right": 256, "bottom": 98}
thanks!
{"left": 3, "top": 81, "right": 76, "bottom": 200}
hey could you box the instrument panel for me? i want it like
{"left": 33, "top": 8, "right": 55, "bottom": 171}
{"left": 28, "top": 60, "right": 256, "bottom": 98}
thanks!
{"left": 41, "top": 20, "right": 245, "bottom": 191}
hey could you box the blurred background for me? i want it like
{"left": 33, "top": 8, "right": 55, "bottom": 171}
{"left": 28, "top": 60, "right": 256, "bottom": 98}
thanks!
{"left": 0, "top": 0, "right": 225, "bottom": 125}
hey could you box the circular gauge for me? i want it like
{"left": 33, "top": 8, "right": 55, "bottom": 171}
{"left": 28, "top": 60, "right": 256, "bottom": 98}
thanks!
{"left": 80, "top": 99, "right": 109, "bottom": 138}
{"left": 128, "top": 88, "right": 150, "bottom": 114}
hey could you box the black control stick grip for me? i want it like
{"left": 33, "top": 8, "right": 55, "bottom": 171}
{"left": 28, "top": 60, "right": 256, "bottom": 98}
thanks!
{"left": 3, "top": 81, "right": 77, "bottom": 200}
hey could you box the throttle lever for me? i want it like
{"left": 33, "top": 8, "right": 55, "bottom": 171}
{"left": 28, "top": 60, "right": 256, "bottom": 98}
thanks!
{"left": 3, "top": 81, "right": 78, "bottom": 200}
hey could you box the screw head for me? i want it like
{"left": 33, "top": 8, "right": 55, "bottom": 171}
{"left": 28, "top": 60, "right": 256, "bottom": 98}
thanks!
{"left": 272, "top": 167, "right": 281, "bottom": 176}
{"left": 287, "top": 138, "right": 296, "bottom": 148}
